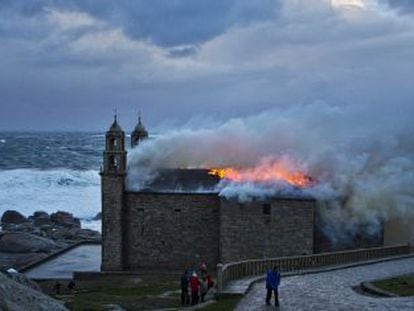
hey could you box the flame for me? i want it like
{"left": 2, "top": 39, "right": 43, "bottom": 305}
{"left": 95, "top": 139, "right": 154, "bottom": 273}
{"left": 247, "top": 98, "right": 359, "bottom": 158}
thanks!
{"left": 209, "top": 160, "right": 313, "bottom": 188}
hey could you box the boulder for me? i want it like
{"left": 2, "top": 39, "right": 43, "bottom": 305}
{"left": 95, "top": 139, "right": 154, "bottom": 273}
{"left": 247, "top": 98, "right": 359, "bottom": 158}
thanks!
{"left": 92, "top": 212, "right": 102, "bottom": 220}
{"left": 1, "top": 210, "right": 28, "bottom": 225}
{"left": 0, "top": 232, "right": 60, "bottom": 253}
{"left": 31, "top": 211, "right": 51, "bottom": 227}
{"left": 0, "top": 272, "right": 68, "bottom": 311}
{"left": 50, "top": 211, "right": 81, "bottom": 228}
{"left": 76, "top": 229, "right": 101, "bottom": 242}
{"left": 47, "top": 227, "right": 78, "bottom": 241}
{"left": 7, "top": 270, "right": 42, "bottom": 292}
{"left": 46, "top": 227, "right": 98, "bottom": 241}
{"left": 1, "top": 222, "right": 36, "bottom": 233}
{"left": 33, "top": 211, "right": 49, "bottom": 218}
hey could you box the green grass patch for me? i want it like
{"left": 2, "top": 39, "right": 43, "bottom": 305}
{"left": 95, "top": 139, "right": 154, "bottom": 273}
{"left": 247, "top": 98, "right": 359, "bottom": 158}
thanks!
{"left": 202, "top": 295, "right": 242, "bottom": 311}
{"left": 372, "top": 274, "right": 414, "bottom": 297}
{"left": 38, "top": 275, "right": 182, "bottom": 310}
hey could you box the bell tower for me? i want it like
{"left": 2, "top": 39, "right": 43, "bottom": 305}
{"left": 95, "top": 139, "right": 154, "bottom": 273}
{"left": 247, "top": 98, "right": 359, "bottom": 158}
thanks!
{"left": 131, "top": 112, "right": 149, "bottom": 148}
{"left": 101, "top": 114, "right": 127, "bottom": 271}
{"left": 103, "top": 115, "right": 127, "bottom": 174}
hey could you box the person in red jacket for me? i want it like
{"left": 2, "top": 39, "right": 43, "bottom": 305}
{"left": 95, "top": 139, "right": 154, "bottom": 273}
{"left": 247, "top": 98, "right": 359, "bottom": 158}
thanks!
{"left": 189, "top": 272, "right": 200, "bottom": 305}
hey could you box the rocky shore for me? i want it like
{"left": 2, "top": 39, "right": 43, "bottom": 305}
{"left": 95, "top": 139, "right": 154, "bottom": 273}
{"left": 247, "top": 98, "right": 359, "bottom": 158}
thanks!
{"left": 0, "top": 269, "right": 68, "bottom": 310}
{"left": 0, "top": 210, "right": 101, "bottom": 272}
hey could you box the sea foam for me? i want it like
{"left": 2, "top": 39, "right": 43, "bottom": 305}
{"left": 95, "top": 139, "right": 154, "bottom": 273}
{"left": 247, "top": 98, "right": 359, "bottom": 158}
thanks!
{"left": 0, "top": 169, "right": 101, "bottom": 224}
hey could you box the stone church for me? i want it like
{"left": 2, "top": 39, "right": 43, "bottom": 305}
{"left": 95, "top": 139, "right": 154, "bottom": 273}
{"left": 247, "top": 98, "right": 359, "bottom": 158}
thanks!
{"left": 100, "top": 115, "right": 316, "bottom": 272}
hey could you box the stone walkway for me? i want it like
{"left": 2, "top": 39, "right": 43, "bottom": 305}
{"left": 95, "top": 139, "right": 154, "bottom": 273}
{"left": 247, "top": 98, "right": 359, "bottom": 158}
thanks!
{"left": 235, "top": 257, "right": 414, "bottom": 311}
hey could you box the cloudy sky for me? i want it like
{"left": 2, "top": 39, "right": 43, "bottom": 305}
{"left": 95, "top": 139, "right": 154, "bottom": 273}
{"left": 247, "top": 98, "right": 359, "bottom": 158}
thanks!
{"left": 0, "top": 0, "right": 413, "bottom": 131}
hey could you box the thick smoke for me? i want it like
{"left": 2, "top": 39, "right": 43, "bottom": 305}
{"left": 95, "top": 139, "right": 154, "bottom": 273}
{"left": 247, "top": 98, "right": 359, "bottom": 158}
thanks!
{"left": 127, "top": 101, "right": 414, "bottom": 243}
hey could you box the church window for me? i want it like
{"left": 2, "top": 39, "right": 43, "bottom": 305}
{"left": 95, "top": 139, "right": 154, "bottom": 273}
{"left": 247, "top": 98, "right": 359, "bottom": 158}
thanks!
{"left": 109, "top": 155, "right": 115, "bottom": 167}
{"left": 109, "top": 137, "right": 115, "bottom": 149}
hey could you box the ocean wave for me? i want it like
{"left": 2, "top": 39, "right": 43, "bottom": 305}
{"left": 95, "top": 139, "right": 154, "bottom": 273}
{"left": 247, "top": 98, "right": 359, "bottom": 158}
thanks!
{"left": 0, "top": 169, "right": 101, "bottom": 220}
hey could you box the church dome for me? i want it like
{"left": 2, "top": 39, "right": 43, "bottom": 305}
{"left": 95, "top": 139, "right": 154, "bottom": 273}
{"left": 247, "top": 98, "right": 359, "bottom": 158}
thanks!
{"left": 132, "top": 115, "right": 148, "bottom": 136}
{"left": 108, "top": 117, "right": 123, "bottom": 132}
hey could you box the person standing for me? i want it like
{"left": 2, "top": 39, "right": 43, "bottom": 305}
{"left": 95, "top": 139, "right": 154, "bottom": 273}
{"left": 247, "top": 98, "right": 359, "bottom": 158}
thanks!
{"left": 200, "top": 261, "right": 207, "bottom": 278}
{"left": 189, "top": 272, "right": 200, "bottom": 305}
{"left": 206, "top": 274, "right": 214, "bottom": 290}
{"left": 180, "top": 270, "right": 190, "bottom": 306}
{"left": 200, "top": 277, "right": 208, "bottom": 303}
{"left": 53, "top": 281, "right": 62, "bottom": 295}
{"left": 265, "top": 266, "right": 281, "bottom": 307}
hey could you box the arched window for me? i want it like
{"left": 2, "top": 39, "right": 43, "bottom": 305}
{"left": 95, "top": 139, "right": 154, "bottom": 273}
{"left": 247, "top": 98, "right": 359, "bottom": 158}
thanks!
{"left": 109, "top": 137, "right": 115, "bottom": 150}
{"left": 109, "top": 155, "right": 115, "bottom": 169}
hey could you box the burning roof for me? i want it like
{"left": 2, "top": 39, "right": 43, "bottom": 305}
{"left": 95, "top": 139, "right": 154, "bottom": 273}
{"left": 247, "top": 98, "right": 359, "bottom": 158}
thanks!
{"left": 135, "top": 163, "right": 314, "bottom": 198}
{"left": 138, "top": 169, "right": 220, "bottom": 192}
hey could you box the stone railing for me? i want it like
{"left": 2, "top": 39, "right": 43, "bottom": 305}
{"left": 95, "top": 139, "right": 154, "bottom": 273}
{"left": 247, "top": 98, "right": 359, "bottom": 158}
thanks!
{"left": 216, "top": 244, "right": 410, "bottom": 292}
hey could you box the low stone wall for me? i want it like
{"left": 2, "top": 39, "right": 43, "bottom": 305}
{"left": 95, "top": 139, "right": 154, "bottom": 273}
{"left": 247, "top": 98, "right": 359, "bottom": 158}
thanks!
{"left": 20, "top": 241, "right": 101, "bottom": 273}
{"left": 217, "top": 244, "right": 411, "bottom": 292}
{"left": 360, "top": 281, "right": 399, "bottom": 297}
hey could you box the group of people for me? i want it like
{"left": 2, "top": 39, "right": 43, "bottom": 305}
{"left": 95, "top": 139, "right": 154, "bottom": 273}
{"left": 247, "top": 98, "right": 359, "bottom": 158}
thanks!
{"left": 180, "top": 263, "right": 281, "bottom": 308}
{"left": 180, "top": 262, "right": 214, "bottom": 306}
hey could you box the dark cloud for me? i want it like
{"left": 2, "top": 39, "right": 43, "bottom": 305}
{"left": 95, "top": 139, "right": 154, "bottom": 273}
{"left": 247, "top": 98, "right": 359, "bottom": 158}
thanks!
{"left": 167, "top": 45, "right": 199, "bottom": 58}
{"left": 0, "top": 0, "right": 414, "bottom": 131}
{"left": 382, "top": 0, "right": 414, "bottom": 12}
{"left": 0, "top": 0, "right": 279, "bottom": 46}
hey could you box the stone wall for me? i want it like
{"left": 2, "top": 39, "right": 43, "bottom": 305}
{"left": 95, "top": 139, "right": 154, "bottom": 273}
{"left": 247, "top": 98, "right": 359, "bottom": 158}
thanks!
{"left": 124, "top": 192, "right": 220, "bottom": 270}
{"left": 219, "top": 198, "right": 315, "bottom": 263}
{"left": 101, "top": 174, "right": 125, "bottom": 271}
{"left": 384, "top": 217, "right": 414, "bottom": 247}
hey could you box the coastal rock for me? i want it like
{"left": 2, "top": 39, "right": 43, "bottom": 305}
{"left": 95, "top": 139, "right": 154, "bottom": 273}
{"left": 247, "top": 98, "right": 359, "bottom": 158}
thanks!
{"left": 1, "top": 222, "right": 36, "bottom": 233}
{"left": 76, "top": 229, "right": 101, "bottom": 242}
{"left": 45, "top": 227, "right": 101, "bottom": 242}
{"left": 92, "top": 212, "right": 102, "bottom": 220}
{"left": 50, "top": 211, "right": 81, "bottom": 228}
{"left": 0, "top": 210, "right": 100, "bottom": 271}
{"left": 31, "top": 211, "right": 51, "bottom": 226}
{"left": 0, "top": 272, "right": 68, "bottom": 311}
{"left": 33, "top": 211, "right": 49, "bottom": 218}
{"left": 0, "top": 232, "right": 60, "bottom": 253}
{"left": 7, "top": 270, "right": 42, "bottom": 292}
{"left": 1, "top": 210, "right": 28, "bottom": 225}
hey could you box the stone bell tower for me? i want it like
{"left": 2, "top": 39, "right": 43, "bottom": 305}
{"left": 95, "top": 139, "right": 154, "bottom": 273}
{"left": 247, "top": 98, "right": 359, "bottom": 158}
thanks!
{"left": 101, "top": 114, "right": 127, "bottom": 271}
{"left": 131, "top": 112, "right": 148, "bottom": 148}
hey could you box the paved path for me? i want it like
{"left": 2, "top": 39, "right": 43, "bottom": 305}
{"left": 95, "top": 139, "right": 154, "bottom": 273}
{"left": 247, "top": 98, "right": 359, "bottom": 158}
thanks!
{"left": 235, "top": 257, "right": 414, "bottom": 311}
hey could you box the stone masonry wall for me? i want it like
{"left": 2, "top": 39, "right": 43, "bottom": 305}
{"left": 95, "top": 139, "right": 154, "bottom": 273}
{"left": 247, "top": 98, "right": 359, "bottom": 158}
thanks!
{"left": 101, "top": 174, "right": 125, "bottom": 271}
{"left": 124, "top": 193, "right": 220, "bottom": 270}
{"left": 219, "top": 198, "right": 315, "bottom": 263}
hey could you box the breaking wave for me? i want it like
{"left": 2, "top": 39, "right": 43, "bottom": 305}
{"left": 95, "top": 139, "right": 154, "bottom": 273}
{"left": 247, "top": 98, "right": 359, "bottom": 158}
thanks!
{"left": 0, "top": 169, "right": 101, "bottom": 220}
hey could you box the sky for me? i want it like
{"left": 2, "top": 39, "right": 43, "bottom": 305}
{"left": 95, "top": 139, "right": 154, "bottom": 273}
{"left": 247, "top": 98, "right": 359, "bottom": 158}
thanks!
{"left": 0, "top": 0, "right": 414, "bottom": 131}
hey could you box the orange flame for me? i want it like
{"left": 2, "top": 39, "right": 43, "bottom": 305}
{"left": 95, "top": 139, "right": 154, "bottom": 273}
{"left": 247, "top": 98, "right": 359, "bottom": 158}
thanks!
{"left": 208, "top": 161, "right": 313, "bottom": 188}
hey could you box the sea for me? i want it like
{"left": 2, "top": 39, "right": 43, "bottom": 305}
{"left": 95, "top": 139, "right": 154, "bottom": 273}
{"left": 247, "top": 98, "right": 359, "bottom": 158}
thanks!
{"left": 0, "top": 132, "right": 105, "bottom": 232}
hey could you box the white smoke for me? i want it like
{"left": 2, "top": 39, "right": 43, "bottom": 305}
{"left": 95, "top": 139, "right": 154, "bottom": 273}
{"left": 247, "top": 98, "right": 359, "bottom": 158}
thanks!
{"left": 127, "top": 101, "right": 414, "bottom": 243}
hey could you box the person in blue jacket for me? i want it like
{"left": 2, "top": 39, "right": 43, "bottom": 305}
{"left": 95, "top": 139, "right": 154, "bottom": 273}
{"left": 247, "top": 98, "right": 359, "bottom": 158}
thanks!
{"left": 266, "top": 266, "right": 281, "bottom": 307}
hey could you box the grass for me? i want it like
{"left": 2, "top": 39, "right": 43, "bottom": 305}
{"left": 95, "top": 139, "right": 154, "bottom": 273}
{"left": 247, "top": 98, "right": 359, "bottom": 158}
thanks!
{"left": 38, "top": 275, "right": 181, "bottom": 310}
{"left": 37, "top": 275, "right": 243, "bottom": 310}
{"left": 372, "top": 274, "right": 414, "bottom": 297}
{"left": 202, "top": 295, "right": 243, "bottom": 311}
